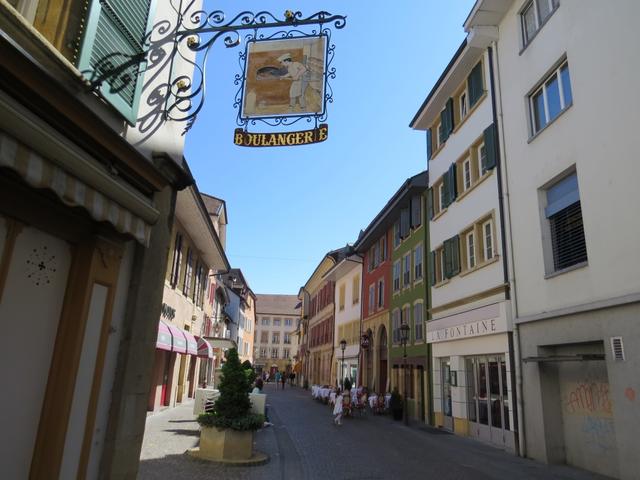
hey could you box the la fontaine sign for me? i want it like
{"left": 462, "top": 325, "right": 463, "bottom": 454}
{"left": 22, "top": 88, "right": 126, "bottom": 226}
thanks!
{"left": 234, "top": 124, "right": 328, "bottom": 147}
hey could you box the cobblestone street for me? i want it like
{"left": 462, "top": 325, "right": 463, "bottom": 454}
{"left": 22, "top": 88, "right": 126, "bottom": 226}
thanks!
{"left": 138, "top": 383, "right": 611, "bottom": 480}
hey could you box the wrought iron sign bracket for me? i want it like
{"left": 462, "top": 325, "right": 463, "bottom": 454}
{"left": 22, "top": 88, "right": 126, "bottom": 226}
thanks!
{"left": 161, "top": 8, "right": 347, "bottom": 134}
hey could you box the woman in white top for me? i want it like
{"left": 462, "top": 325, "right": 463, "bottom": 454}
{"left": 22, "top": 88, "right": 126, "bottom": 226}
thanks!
{"left": 333, "top": 390, "right": 344, "bottom": 426}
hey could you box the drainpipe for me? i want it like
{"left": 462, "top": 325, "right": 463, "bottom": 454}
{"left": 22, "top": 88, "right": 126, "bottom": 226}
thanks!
{"left": 488, "top": 43, "right": 526, "bottom": 457}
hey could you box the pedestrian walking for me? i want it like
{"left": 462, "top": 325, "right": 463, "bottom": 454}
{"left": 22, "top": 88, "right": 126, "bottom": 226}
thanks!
{"left": 333, "top": 389, "right": 343, "bottom": 425}
{"left": 275, "top": 370, "right": 281, "bottom": 387}
{"left": 280, "top": 373, "right": 286, "bottom": 390}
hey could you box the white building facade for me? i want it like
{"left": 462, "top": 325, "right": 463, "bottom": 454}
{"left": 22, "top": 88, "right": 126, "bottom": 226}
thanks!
{"left": 325, "top": 254, "right": 362, "bottom": 387}
{"left": 411, "top": 31, "right": 516, "bottom": 451}
{"left": 463, "top": 1, "right": 640, "bottom": 477}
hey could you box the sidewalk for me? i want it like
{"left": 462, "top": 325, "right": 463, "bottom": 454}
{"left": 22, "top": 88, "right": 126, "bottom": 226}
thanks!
{"left": 138, "top": 399, "right": 280, "bottom": 480}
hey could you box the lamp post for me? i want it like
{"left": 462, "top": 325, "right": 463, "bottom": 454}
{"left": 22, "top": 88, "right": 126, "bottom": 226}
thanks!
{"left": 399, "top": 322, "right": 410, "bottom": 426}
{"left": 340, "top": 339, "right": 347, "bottom": 389}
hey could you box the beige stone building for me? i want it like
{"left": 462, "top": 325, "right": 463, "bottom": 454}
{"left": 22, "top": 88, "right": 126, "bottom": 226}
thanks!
{"left": 254, "top": 294, "right": 300, "bottom": 376}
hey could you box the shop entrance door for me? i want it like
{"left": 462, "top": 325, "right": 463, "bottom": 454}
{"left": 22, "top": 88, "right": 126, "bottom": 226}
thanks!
{"left": 467, "top": 356, "right": 514, "bottom": 450}
{"left": 441, "top": 358, "right": 453, "bottom": 430}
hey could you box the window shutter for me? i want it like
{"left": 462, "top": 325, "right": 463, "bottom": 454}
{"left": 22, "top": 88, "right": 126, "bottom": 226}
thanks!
{"left": 483, "top": 123, "right": 498, "bottom": 171}
{"left": 468, "top": 62, "right": 484, "bottom": 107}
{"left": 445, "top": 163, "right": 457, "bottom": 206}
{"left": 411, "top": 195, "right": 421, "bottom": 228}
{"left": 443, "top": 239, "right": 451, "bottom": 279}
{"left": 426, "top": 129, "right": 432, "bottom": 160}
{"left": 429, "top": 251, "right": 436, "bottom": 286}
{"left": 451, "top": 235, "right": 460, "bottom": 276}
{"left": 427, "top": 188, "right": 434, "bottom": 221}
{"left": 400, "top": 208, "right": 410, "bottom": 238}
{"left": 77, "top": 0, "right": 154, "bottom": 124}
{"left": 446, "top": 97, "right": 455, "bottom": 135}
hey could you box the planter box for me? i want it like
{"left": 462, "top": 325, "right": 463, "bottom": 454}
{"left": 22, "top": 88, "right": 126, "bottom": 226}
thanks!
{"left": 195, "top": 426, "right": 253, "bottom": 461}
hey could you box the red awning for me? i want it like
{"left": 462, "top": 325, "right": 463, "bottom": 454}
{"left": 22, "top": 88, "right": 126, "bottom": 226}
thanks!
{"left": 165, "top": 323, "right": 187, "bottom": 353}
{"left": 195, "top": 336, "right": 213, "bottom": 358}
{"left": 156, "top": 321, "right": 172, "bottom": 352}
{"left": 184, "top": 330, "right": 198, "bottom": 356}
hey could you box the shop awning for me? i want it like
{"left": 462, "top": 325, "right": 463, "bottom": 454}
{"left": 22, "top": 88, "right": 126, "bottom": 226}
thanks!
{"left": 0, "top": 130, "right": 155, "bottom": 245}
{"left": 184, "top": 330, "right": 198, "bottom": 356}
{"left": 196, "top": 336, "right": 213, "bottom": 358}
{"left": 165, "top": 323, "right": 187, "bottom": 353}
{"left": 156, "top": 321, "right": 172, "bottom": 352}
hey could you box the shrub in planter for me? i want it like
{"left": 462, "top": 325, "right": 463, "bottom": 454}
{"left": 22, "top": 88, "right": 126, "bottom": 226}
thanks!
{"left": 390, "top": 388, "right": 403, "bottom": 421}
{"left": 196, "top": 348, "right": 264, "bottom": 432}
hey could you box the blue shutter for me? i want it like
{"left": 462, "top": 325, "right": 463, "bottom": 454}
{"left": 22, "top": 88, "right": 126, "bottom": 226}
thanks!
{"left": 483, "top": 123, "right": 498, "bottom": 171}
{"left": 77, "top": 0, "right": 155, "bottom": 124}
{"left": 426, "top": 129, "right": 432, "bottom": 160}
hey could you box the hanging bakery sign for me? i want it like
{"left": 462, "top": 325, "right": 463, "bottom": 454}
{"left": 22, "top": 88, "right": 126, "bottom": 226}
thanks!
{"left": 232, "top": 21, "right": 343, "bottom": 147}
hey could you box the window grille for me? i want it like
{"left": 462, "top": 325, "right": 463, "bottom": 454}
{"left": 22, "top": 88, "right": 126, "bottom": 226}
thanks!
{"left": 549, "top": 201, "right": 587, "bottom": 270}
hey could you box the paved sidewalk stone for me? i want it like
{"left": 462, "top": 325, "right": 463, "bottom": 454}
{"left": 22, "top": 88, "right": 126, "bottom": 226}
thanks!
{"left": 138, "top": 383, "right": 612, "bottom": 479}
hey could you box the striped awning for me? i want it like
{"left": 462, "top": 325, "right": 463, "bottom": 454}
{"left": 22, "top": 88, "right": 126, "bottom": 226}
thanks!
{"left": 156, "top": 321, "right": 172, "bottom": 351}
{"left": 165, "top": 323, "right": 187, "bottom": 353}
{"left": 183, "top": 330, "right": 198, "bottom": 356}
{"left": 0, "top": 130, "right": 152, "bottom": 245}
{"left": 195, "top": 336, "right": 213, "bottom": 358}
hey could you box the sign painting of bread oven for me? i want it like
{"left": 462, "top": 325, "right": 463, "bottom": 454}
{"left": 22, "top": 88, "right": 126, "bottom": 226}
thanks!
{"left": 241, "top": 36, "right": 326, "bottom": 118}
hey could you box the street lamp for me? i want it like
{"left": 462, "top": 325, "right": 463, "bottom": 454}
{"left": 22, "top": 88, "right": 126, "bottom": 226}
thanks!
{"left": 399, "top": 322, "right": 410, "bottom": 426}
{"left": 340, "top": 339, "right": 347, "bottom": 388}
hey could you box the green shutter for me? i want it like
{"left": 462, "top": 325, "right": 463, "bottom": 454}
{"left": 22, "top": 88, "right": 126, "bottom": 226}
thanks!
{"left": 447, "top": 163, "right": 457, "bottom": 205}
{"left": 483, "top": 123, "right": 498, "bottom": 171}
{"left": 451, "top": 235, "right": 460, "bottom": 276}
{"left": 446, "top": 97, "right": 454, "bottom": 134}
{"left": 77, "top": 0, "right": 155, "bottom": 124}
{"left": 429, "top": 251, "right": 436, "bottom": 286}
{"left": 443, "top": 239, "right": 451, "bottom": 279}
{"left": 468, "top": 61, "right": 484, "bottom": 107}
{"left": 426, "top": 129, "right": 432, "bottom": 160}
{"left": 427, "top": 187, "right": 434, "bottom": 220}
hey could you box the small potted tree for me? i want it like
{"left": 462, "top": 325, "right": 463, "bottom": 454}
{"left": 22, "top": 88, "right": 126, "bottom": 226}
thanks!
{"left": 189, "top": 348, "right": 266, "bottom": 463}
{"left": 389, "top": 388, "right": 403, "bottom": 421}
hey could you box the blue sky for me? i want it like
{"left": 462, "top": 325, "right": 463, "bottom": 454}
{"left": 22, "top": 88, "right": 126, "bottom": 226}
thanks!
{"left": 185, "top": 0, "right": 475, "bottom": 295}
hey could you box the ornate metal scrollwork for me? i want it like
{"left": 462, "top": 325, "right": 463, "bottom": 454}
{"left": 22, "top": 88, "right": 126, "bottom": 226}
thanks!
{"left": 82, "top": 4, "right": 346, "bottom": 135}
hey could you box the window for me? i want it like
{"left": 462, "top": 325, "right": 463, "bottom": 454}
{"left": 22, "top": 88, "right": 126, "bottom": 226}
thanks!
{"left": 478, "top": 144, "right": 488, "bottom": 177}
{"left": 368, "top": 248, "right": 375, "bottom": 272}
{"left": 545, "top": 172, "right": 587, "bottom": 271}
{"left": 273, "top": 318, "right": 281, "bottom": 326}
{"left": 183, "top": 248, "right": 193, "bottom": 297}
{"left": 521, "top": 0, "right": 559, "bottom": 46}
{"left": 377, "top": 279, "right": 384, "bottom": 309}
{"left": 352, "top": 274, "right": 360, "bottom": 304}
{"left": 261, "top": 317, "right": 270, "bottom": 326}
{"left": 468, "top": 61, "right": 484, "bottom": 108}
{"left": 393, "top": 260, "right": 401, "bottom": 293}
{"left": 467, "top": 231, "right": 476, "bottom": 269}
{"left": 402, "top": 305, "right": 411, "bottom": 337}
{"left": 392, "top": 309, "right": 401, "bottom": 344}
{"left": 260, "top": 331, "right": 268, "bottom": 343}
{"left": 403, "top": 253, "right": 411, "bottom": 287}
{"left": 339, "top": 284, "right": 346, "bottom": 311}
{"left": 380, "top": 236, "right": 387, "bottom": 262}
{"left": 373, "top": 242, "right": 380, "bottom": 267}
{"left": 439, "top": 184, "right": 445, "bottom": 212}
{"left": 260, "top": 347, "right": 267, "bottom": 358}
{"left": 283, "top": 348, "right": 290, "bottom": 359}
{"left": 459, "top": 91, "right": 468, "bottom": 119}
{"left": 272, "top": 332, "right": 280, "bottom": 344}
{"left": 436, "top": 123, "right": 443, "bottom": 149}
{"left": 285, "top": 318, "right": 292, "bottom": 327}
{"left": 400, "top": 208, "right": 410, "bottom": 239}
{"left": 414, "top": 303, "right": 423, "bottom": 342}
{"left": 284, "top": 333, "right": 291, "bottom": 344}
{"left": 170, "top": 233, "right": 183, "bottom": 288}
{"left": 530, "top": 61, "right": 572, "bottom": 135}
{"left": 463, "top": 158, "right": 472, "bottom": 191}
{"left": 271, "top": 348, "right": 279, "bottom": 359}
{"left": 393, "top": 221, "right": 401, "bottom": 248}
{"left": 483, "top": 221, "right": 494, "bottom": 261}
{"left": 414, "top": 244, "right": 423, "bottom": 281}
{"left": 368, "top": 284, "right": 375, "bottom": 314}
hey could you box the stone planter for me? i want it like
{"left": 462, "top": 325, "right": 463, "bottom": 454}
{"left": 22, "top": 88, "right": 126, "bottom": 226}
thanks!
{"left": 188, "top": 426, "right": 268, "bottom": 465}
